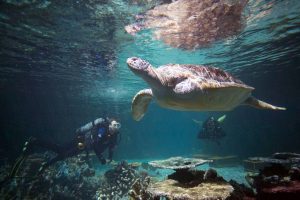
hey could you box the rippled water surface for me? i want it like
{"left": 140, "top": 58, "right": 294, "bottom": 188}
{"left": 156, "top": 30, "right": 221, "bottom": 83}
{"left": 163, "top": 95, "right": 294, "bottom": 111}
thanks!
{"left": 1, "top": 0, "right": 300, "bottom": 158}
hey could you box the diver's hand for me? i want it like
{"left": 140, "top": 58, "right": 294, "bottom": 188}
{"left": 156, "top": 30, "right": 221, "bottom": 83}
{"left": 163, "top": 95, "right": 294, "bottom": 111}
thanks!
{"left": 107, "top": 159, "right": 112, "bottom": 164}
{"left": 100, "top": 158, "right": 106, "bottom": 165}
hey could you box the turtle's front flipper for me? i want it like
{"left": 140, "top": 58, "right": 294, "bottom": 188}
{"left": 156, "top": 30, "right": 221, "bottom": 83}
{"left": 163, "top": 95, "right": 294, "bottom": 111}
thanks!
{"left": 132, "top": 89, "right": 153, "bottom": 121}
{"left": 244, "top": 96, "right": 286, "bottom": 110}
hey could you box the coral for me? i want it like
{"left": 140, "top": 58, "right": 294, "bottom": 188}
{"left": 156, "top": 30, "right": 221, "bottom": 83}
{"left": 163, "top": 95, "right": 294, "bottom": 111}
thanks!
{"left": 144, "top": 169, "right": 256, "bottom": 200}
{"left": 148, "top": 156, "right": 212, "bottom": 170}
{"left": 147, "top": 179, "right": 234, "bottom": 200}
{"left": 96, "top": 160, "right": 150, "bottom": 200}
{"left": 0, "top": 153, "right": 101, "bottom": 200}
{"left": 141, "top": 157, "right": 255, "bottom": 200}
{"left": 128, "top": 176, "right": 152, "bottom": 200}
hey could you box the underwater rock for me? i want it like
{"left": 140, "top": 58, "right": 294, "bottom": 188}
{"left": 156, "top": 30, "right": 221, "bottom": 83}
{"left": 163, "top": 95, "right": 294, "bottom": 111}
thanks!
{"left": 289, "top": 166, "right": 300, "bottom": 180}
{"left": 272, "top": 152, "right": 300, "bottom": 163}
{"left": 168, "top": 169, "right": 207, "bottom": 186}
{"left": 228, "top": 180, "right": 256, "bottom": 200}
{"left": 250, "top": 152, "right": 300, "bottom": 164}
{"left": 147, "top": 179, "right": 234, "bottom": 200}
{"left": 244, "top": 152, "right": 300, "bottom": 173}
{"left": 245, "top": 152, "right": 300, "bottom": 200}
{"left": 148, "top": 156, "right": 212, "bottom": 170}
{"left": 143, "top": 157, "right": 256, "bottom": 199}
{"left": 246, "top": 163, "right": 294, "bottom": 189}
{"left": 148, "top": 157, "right": 214, "bottom": 188}
{"left": 125, "top": 0, "right": 248, "bottom": 50}
{"left": 146, "top": 169, "right": 256, "bottom": 200}
{"left": 258, "top": 181, "right": 300, "bottom": 200}
{"left": 141, "top": 162, "right": 157, "bottom": 171}
{"left": 167, "top": 168, "right": 227, "bottom": 187}
{"left": 203, "top": 168, "right": 218, "bottom": 181}
{"left": 247, "top": 157, "right": 299, "bottom": 165}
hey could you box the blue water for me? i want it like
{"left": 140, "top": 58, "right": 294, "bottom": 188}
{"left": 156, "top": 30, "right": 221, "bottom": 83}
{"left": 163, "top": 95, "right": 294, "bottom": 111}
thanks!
{"left": 0, "top": 0, "right": 300, "bottom": 189}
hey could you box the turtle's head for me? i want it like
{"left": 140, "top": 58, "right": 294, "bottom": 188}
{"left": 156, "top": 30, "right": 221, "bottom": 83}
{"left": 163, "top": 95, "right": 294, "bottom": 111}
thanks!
{"left": 127, "top": 57, "right": 161, "bottom": 87}
{"left": 127, "top": 57, "right": 151, "bottom": 73}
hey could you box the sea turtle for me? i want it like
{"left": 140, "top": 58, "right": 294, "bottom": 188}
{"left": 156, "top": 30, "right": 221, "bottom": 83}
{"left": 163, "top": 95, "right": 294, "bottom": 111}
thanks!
{"left": 127, "top": 57, "right": 286, "bottom": 121}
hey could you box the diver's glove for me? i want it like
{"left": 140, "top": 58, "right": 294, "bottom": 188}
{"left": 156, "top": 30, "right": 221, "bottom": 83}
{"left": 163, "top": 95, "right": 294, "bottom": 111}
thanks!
{"left": 107, "top": 159, "right": 112, "bottom": 164}
{"left": 100, "top": 158, "right": 106, "bottom": 165}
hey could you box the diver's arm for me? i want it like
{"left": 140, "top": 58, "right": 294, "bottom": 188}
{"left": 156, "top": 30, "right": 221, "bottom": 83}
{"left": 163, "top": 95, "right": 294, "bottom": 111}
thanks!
{"left": 75, "top": 118, "right": 105, "bottom": 134}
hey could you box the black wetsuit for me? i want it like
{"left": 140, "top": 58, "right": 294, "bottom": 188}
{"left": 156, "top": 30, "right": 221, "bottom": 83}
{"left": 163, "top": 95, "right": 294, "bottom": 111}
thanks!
{"left": 197, "top": 117, "right": 225, "bottom": 141}
{"left": 25, "top": 118, "right": 119, "bottom": 172}
{"left": 80, "top": 118, "right": 119, "bottom": 164}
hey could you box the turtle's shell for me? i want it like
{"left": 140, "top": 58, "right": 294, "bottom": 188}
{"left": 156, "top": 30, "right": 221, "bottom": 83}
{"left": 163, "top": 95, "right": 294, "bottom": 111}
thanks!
{"left": 151, "top": 64, "right": 254, "bottom": 111}
{"left": 157, "top": 64, "right": 247, "bottom": 87}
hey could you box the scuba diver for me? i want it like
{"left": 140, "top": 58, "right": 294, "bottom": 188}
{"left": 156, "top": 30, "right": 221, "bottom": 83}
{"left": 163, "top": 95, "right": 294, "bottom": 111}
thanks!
{"left": 195, "top": 115, "right": 226, "bottom": 145}
{"left": 9, "top": 117, "right": 121, "bottom": 177}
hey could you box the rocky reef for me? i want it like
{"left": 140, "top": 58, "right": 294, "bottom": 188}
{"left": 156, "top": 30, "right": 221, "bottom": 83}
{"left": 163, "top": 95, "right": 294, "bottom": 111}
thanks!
{"left": 0, "top": 153, "right": 101, "bottom": 199}
{"left": 96, "top": 160, "right": 150, "bottom": 200}
{"left": 147, "top": 179, "right": 234, "bottom": 200}
{"left": 130, "top": 156, "right": 255, "bottom": 200}
{"left": 0, "top": 152, "right": 155, "bottom": 200}
{"left": 5, "top": 153, "right": 300, "bottom": 200}
{"left": 245, "top": 152, "right": 300, "bottom": 200}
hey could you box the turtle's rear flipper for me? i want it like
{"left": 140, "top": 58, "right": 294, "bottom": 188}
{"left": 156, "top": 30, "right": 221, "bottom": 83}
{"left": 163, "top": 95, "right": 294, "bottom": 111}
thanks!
{"left": 132, "top": 89, "right": 153, "bottom": 121}
{"left": 244, "top": 96, "right": 286, "bottom": 110}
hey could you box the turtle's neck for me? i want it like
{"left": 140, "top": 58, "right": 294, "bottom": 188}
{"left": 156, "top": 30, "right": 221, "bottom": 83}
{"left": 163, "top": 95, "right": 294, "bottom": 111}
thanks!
{"left": 142, "top": 66, "right": 166, "bottom": 90}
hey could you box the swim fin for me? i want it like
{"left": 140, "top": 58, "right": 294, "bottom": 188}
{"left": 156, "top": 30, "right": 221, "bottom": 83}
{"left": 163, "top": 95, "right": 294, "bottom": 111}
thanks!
{"left": 0, "top": 154, "right": 28, "bottom": 187}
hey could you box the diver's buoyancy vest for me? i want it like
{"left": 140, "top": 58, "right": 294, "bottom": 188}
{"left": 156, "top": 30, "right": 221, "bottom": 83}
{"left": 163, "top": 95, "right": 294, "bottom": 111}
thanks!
{"left": 91, "top": 119, "right": 110, "bottom": 143}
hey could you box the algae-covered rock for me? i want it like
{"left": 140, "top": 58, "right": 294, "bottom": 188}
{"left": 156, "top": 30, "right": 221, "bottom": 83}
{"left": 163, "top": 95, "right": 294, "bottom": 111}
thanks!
{"left": 148, "top": 156, "right": 212, "bottom": 170}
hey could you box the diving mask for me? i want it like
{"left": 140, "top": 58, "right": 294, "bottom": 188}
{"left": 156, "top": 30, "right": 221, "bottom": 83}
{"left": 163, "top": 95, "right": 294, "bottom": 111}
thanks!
{"left": 110, "top": 121, "right": 121, "bottom": 130}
